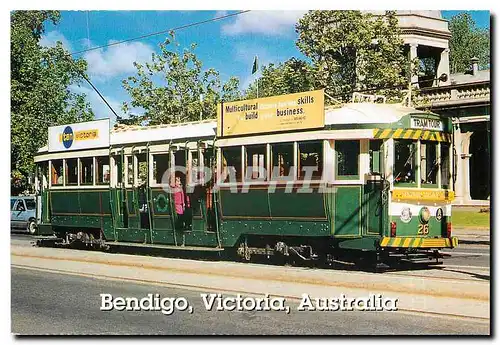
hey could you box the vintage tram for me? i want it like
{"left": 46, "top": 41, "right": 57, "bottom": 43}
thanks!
{"left": 33, "top": 90, "right": 458, "bottom": 266}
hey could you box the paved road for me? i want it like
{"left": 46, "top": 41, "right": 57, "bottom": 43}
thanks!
{"left": 11, "top": 267, "right": 489, "bottom": 335}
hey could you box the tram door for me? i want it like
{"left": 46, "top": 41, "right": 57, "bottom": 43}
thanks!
{"left": 188, "top": 147, "right": 216, "bottom": 233}
{"left": 202, "top": 148, "right": 217, "bottom": 232}
{"left": 111, "top": 153, "right": 129, "bottom": 229}
{"left": 172, "top": 150, "right": 190, "bottom": 232}
{"left": 35, "top": 162, "right": 49, "bottom": 224}
{"left": 136, "top": 153, "right": 151, "bottom": 230}
{"left": 365, "top": 140, "right": 385, "bottom": 235}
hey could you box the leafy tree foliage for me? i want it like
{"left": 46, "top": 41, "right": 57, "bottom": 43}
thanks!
{"left": 11, "top": 10, "right": 94, "bottom": 194}
{"left": 122, "top": 33, "right": 241, "bottom": 125}
{"left": 448, "top": 12, "right": 490, "bottom": 74}
{"left": 295, "top": 10, "right": 409, "bottom": 102}
{"left": 245, "top": 57, "right": 316, "bottom": 99}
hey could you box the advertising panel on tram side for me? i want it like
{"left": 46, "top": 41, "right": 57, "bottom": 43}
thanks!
{"left": 217, "top": 89, "right": 325, "bottom": 137}
{"left": 48, "top": 119, "right": 110, "bottom": 152}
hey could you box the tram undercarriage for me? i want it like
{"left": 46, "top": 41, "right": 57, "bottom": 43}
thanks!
{"left": 35, "top": 228, "right": 448, "bottom": 270}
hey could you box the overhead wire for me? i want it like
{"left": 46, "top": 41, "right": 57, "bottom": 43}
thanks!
{"left": 69, "top": 10, "right": 251, "bottom": 56}
{"left": 65, "top": 10, "right": 251, "bottom": 119}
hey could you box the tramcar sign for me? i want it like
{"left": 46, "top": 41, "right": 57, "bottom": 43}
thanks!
{"left": 217, "top": 90, "right": 325, "bottom": 137}
{"left": 410, "top": 117, "right": 443, "bottom": 131}
{"left": 48, "top": 119, "right": 110, "bottom": 152}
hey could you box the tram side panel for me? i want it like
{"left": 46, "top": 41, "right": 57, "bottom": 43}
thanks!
{"left": 217, "top": 184, "right": 331, "bottom": 248}
{"left": 50, "top": 189, "right": 113, "bottom": 239}
{"left": 217, "top": 182, "right": 388, "bottom": 253}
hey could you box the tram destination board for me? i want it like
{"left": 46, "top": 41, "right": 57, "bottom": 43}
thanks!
{"left": 217, "top": 89, "right": 325, "bottom": 137}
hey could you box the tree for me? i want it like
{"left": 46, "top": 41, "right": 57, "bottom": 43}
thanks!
{"left": 295, "top": 11, "right": 409, "bottom": 102}
{"left": 244, "top": 57, "right": 316, "bottom": 99}
{"left": 122, "top": 32, "right": 241, "bottom": 125}
{"left": 11, "top": 10, "right": 94, "bottom": 195}
{"left": 448, "top": 12, "right": 490, "bottom": 74}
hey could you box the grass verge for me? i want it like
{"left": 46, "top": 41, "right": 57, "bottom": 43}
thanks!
{"left": 453, "top": 210, "right": 490, "bottom": 230}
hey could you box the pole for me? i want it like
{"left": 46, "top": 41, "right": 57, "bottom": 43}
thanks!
{"left": 407, "top": 58, "right": 412, "bottom": 107}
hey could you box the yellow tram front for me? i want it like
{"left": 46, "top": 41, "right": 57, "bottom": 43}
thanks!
{"left": 375, "top": 116, "right": 458, "bottom": 253}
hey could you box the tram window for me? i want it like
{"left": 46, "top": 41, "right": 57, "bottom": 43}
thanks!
{"left": 65, "top": 158, "right": 78, "bottom": 185}
{"left": 37, "top": 161, "right": 48, "bottom": 190}
{"left": 126, "top": 156, "right": 134, "bottom": 185}
{"left": 245, "top": 145, "right": 267, "bottom": 181}
{"left": 190, "top": 150, "right": 200, "bottom": 184}
{"left": 174, "top": 151, "right": 187, "bottom": 185}
{"left": 80, "top": 157, "right": 93, "bottom": 185}
{"left": 394, "top": 140, "right": 417, "bottom": 184}
{"left": 137, "top": 154, "right": 148, "bottom": 186}
{"left": 369, "top": 140, "right": 383, "bottom": 175}
{"left": 51, "top": 160, "right": 63, "bottom": 185}
{"left": 116, "top": 158, "right": 123, "bottom": 184}
{"left": 336, "top": 141, "right": 360, "bottom": 178}
{"left": 96, "top": 156, "right": 110, "bottom": 185}
{"left": 222, "top": 147, "right": 242, "bottom": 183}
{"left": 421, "top": 141, "right": 438, "bottom": 185}
{"left": 298, "top": 141, "right": 323, "bottom": 180}
{"left": 271, "top": 143, "right": 294, "bottom": 180}
{"left": 153, "top": 154, "right": 170, "bottom": 184}
{"left": 441, "top": 143, "right": 451, "bottom": 189}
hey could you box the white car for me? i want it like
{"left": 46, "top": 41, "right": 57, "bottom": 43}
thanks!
{"left": 11, "top": 196, "right": 37, "bottom": 234}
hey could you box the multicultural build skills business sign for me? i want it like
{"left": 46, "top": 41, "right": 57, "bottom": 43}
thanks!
{"left": 217, "top": 90, "right": 325, "bottom": 137}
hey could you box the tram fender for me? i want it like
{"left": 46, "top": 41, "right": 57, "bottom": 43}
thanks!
{"left": 336, "top": 237, "right": 378, "bottom": 251}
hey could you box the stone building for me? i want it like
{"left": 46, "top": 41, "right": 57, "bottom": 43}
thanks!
{"left": 376, "top": 10, "right": 490, "bottom": 205}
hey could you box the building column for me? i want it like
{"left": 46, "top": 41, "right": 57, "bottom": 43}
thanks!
{"left": 435, "top": 48, "right": 451, "bottom": 87}
{"left": 453, "top": 126, "right": 473, "bottom": 204}
{"left": 408, "top": 44, "right": 419, "bottom": 87}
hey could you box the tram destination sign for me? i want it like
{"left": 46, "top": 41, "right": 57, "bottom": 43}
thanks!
{"left": 217, "top": 90, "right": 325, "bottom": 137}
{"left": 410, "top": 117, "right": 444, "bottom": 131}
{"left": 48, "top": 119, "right": 110, "bottom": 152}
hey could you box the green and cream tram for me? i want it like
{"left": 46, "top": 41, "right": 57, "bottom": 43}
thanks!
{"left": 33, "top": 90, "right": 457, "bottom": 266}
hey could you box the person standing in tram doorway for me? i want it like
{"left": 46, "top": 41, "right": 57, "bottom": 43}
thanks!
{"left": 172, "top": 174, "right": 191, "bottom": 230}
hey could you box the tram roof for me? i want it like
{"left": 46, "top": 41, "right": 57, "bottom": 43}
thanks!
{"left": 325, "top": 102, "right": 430, "bottom": 126}
{"left": 36, "top": 102, "right": 434, "bottom": 155}
{"left": 110, "top": 119, "right": 217, "bottom": 146}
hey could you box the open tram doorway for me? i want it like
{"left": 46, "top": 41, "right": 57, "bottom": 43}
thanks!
{"left": 136, "top": 153, "right": 150, "bottom": 230}
{"left": 173, "top": 150, "right": 192, "bottom": 231}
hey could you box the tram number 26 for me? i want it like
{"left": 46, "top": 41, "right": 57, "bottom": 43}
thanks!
{"left": 417, "top": 224, "right": 429, "bottom": 235}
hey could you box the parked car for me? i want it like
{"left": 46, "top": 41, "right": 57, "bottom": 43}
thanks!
{"left": 11, "top": 196, "right": 37, "bottom": 234}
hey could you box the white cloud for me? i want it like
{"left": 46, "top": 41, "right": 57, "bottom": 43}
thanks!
{"left": 221, "top": 11, "right": 306, "bottom": 36}
{"left": 84, "top": 40, "right": 155, "bottom": 81}
{"left": 40, "top": 30, "right": 72, "bottom": 50}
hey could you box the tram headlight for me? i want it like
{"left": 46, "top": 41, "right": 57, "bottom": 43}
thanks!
{"left": 400, "top": 207, "right": 412, "bottom": 223}
{"left": 419, "top": 207, "right": 431, "bottom": 224}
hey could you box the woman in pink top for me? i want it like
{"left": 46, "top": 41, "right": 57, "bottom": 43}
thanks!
{"left": 172, "top": 176, "right": 190, "bottom": 230}
{"left": 173, "top": 176, "right": 185, "bottom": 215}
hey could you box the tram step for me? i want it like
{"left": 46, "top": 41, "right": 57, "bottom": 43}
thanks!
{"left": 104, "top": 241, "right": 224, "bottom": 252}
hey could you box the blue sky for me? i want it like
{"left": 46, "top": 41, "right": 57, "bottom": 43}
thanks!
{"left": 40, "top": 10, "right": 490, "bottom": 120}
